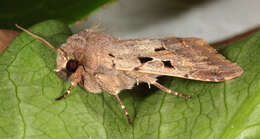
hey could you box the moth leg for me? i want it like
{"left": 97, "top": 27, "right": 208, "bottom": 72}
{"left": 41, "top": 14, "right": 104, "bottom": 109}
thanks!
{"left": 130, "top": 73, "right": 190, "bottom": 99}
{"left": 152, "top": 81, "right": 190, "bottom": 99}
{"left": 55, "top": 83, "right": 74, "bottom": 101}
{"left": 95, "top": 73, "right": 133, "bottom": 127}
{"left": 115, "top": 95, "right": 133, "bottom": 127}
{"left": 55, "top": 66, "right": 84, "bottom": 101}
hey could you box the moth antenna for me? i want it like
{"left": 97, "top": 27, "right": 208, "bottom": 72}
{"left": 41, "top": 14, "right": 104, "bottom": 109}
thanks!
{"left": 15, "top": 24, "right": 68, "bottom": 60}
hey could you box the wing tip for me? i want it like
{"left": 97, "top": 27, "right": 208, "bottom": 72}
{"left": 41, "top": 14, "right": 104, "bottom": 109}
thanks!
{"left": 210, "top": 64, "right": 244, "bottom": 82}
{"left": 222, "top": 65, "right": 244, "bottom": 81}
{"left": 189, "top": 63, "right": 244, "bottom": 82}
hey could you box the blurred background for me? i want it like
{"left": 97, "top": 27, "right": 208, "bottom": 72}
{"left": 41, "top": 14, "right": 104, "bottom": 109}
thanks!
{"left": 73, "top": 0, "right": 260, "bottom": 42}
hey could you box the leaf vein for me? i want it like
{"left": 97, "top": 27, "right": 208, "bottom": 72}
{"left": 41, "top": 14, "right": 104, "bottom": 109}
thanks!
{"left": 6, "top": 69, "right": 26, "bottom": 139}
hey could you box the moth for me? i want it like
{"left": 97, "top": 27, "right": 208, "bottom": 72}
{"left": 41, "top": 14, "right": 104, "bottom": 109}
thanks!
{"left": 16, "top": 24, "right": 243, "bottom": 127}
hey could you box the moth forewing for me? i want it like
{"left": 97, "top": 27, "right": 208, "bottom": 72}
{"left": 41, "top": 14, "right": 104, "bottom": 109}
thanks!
{"left": 16, "top": 24, "right": 243, "bottom": 127}
{"left": 116, "top": 37, "right": 243, "bottom": 82}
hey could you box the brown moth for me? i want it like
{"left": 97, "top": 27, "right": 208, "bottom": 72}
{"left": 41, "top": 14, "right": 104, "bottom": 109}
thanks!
{"left": 16, "top": 24, "right": 243, "bottom": 127}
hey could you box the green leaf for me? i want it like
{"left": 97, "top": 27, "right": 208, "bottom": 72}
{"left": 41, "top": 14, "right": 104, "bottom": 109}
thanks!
{"left": 0, "top": 20, "right": 260, "bottom": 139}
{"left": 0, "top": 0, "right": 114, "bottom": 29}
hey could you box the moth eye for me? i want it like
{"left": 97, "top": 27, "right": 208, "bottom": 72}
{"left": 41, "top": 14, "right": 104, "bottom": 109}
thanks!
{"left": 66, "top": 59, "right": 78, "bottom": 72}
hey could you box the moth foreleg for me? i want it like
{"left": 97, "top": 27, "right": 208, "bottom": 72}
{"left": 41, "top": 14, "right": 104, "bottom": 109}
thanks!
{"left": 114, "top": 95, "right": 133, "bottom": 127}
{"left": 152, "top": 81, "right": 190, "bottom": 99}
{"left": 55, "top": 83, "right": 74, "bottom": 101}
{"left": 55, "top": 66, "right": 84, "bottom": 101}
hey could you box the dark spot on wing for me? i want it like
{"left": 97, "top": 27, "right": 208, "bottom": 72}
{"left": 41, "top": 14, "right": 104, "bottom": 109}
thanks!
{"left": 138, "top": 57, "right": 153, "bottom": 64}
{"left": 108, "top": 53, "right": 115, "bottom": 57}
{"left": 162, "top": 60, "right": 174, "bottom": 68}
{"left": 134, "top": 67, "right": 140, "bottom": 70}
{"left": 154, "top": 47, "right": 166, "bottom": 51}
{"left": 211, "top": 72, "right": 217, "bottom": 76}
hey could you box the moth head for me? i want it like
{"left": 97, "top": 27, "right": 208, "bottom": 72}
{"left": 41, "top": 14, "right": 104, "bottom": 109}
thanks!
{"left": 55, "top": 45, "right": 81, "bottom": 80}
{"left": 56, "top": 57, "right": 79, "bottom": 80}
